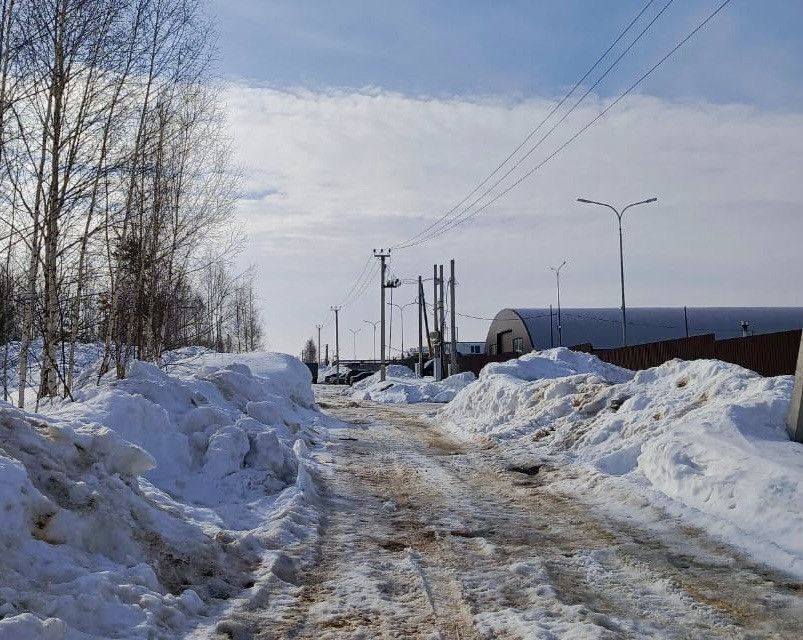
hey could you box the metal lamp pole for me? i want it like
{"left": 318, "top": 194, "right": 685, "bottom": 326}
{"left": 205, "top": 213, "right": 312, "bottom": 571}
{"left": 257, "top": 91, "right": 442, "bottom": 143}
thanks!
{"left": 363, "top": 320, "right": 379, "bottom": 360}
{"left": 549, "top": 260, "right": 567, "bottom": 347}
{"left": 388, "top": 301, "right": 417, "bottom": 357}
{"left": 577, "top": 197, "right": 657, "bottom": 346}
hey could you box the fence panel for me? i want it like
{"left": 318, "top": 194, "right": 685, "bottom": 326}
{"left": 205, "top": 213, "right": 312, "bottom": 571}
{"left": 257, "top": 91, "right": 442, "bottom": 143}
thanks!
{"left": 457, "top": 352, "right": 520, "bottom": 377}
{"left": 714, "top": 330, "right": 802, "bottom": 376}
{"left": 572, "top": 330, "right": 801, "bottom": 376}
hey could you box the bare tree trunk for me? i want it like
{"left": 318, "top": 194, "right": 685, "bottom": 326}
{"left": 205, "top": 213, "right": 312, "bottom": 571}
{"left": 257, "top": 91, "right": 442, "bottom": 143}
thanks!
{"left": 38, "top": 0, "right": 67, "bottom": 400}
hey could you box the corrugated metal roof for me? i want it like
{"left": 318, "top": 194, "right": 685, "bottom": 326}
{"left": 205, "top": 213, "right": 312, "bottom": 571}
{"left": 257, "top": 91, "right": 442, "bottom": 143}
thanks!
{"left": 507, "top": 307, "right": 803, "bottom": 350}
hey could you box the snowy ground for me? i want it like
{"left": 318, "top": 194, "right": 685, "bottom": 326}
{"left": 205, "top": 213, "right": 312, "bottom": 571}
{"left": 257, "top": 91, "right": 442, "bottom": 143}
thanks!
{"left": 440, "top": 348, "right": 803, "bottom": 579}
{"left": 4, "top": 346, "right": 802, "bottom": 638}
{"left": 0, "top": 350, "right": 332, "bottom": 639}
{"left": 212, "top": 388, "right": 803, "bottom": 638}
{"left": 351, "top": 364, "right": 476, "bottom": 403}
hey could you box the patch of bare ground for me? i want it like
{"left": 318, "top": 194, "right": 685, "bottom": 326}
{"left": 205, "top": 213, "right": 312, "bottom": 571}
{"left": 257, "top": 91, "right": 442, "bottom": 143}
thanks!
{"left": 213, "top": 391, "right": 803, "bottom": 639}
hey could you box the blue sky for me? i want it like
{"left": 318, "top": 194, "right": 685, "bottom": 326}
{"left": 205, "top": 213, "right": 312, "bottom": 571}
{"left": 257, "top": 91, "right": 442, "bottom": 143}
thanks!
{"left": 210, "top": 1, "right": 803, "bottom": 107}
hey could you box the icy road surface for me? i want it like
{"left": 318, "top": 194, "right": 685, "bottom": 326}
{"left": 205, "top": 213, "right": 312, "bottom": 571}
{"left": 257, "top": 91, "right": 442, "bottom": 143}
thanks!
{"left": 219, "top": 387, "right": 803, "bottom": 639}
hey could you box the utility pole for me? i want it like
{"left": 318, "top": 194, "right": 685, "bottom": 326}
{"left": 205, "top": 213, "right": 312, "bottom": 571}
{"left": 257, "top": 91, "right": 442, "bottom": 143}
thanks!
{"left": 375, "top": 249, "right": 390, "bottom": 382}
{"left": 330, "top": 306, "right": 341, "bottom": 383}
{"left": 417, "top": 276, "right": 424, "bottom": 377}
{"left": 550, "top": 260, "right": 567, "bottom": 347}
{"left": 577, "top": 196, "right": 658, "bottom": 346}
{"left": 374, "top": 249, "right": 397, "bottom": 382}
{"left": 420, "top": 278, "right": 432, "bottom": 374}
{"left": 449, "top": 259, "right": 458, "bottom": 376}
{"left": 432, "top": 265, "right": 441, "bottom": 381}
{"left": 439, "top": 264, "right": 446, "bottom": 379}
{"left": 315, "top": 324, "right": 323, "bottom": 365}
{"left": 388, "top": 285, "right": 394, "bottom": 359}
{"left": 349, "top": 328, "right": 360, "bottom": 359}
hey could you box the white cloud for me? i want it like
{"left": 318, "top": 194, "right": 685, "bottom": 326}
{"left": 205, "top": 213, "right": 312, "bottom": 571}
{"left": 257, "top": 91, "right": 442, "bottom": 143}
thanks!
{"left": 223, "top": 85, "right": 803, "bottom": 356}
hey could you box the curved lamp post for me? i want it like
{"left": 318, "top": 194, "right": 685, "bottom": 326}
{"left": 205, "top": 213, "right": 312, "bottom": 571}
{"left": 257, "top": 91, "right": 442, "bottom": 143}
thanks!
{"left": 577, "top": 197, "right": 657, "bottom": 346}
{"left": 549, "top": 260, "right": 567, "bottom": 347}
{"left": 363, "top": 319, "right": 379, "bottom": 360}
{"left": 388, "top": 301, "right": 417, "bottom": 357}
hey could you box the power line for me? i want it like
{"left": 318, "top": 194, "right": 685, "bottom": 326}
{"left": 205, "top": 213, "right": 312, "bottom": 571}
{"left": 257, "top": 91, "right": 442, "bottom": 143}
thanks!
{"left": 392, "top": 0, "right": 662, "bottom": 250}
{"left": 399, "top": 0, "right": 676, "bottom": 249}
{"left": 344, "top": 260, "right": 380, "bottom": 308}
{"left": 316, "top": 253, "right": 379, "bottom": 330}
{"left": 337, "top": 254, "right": 373, "bottom": 308}
{"left": 401, "top": 0, "right": 733, "bottom": 246}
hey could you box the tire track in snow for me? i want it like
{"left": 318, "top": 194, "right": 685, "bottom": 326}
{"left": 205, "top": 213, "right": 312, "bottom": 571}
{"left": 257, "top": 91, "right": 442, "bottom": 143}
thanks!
{"left": 216, "top": 389, "right": 803, "bottom": 639}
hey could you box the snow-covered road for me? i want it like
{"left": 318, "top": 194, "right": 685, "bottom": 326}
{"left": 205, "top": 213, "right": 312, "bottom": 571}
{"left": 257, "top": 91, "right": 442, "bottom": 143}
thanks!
{"left": 218, "top": 387, "right": 803, "bottom": 639}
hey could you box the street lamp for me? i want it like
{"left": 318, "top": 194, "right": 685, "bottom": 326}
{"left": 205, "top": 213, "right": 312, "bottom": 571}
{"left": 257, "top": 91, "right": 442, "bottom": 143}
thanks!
{"left": 577, "top": 196, "right": 657, "bottom": 346}
{"left": 348, "top": 328, "right": 361, "bottom": 360}
{"left": 549, "top": 260, "right": 567, "bottom": 347}
{"left": 363, "top": 320, "right": 379, "bottom": 361}
{"left": 388, "top": 301, "right": 417, "bottom": 357}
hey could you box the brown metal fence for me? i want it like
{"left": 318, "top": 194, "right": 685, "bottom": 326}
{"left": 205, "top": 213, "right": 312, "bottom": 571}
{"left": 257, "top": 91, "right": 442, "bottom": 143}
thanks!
{"left": 457, "top": 352, "right": 521, "bottom": 377}
{"left": 572, "top": 329, "right": 802, "bottom": 377}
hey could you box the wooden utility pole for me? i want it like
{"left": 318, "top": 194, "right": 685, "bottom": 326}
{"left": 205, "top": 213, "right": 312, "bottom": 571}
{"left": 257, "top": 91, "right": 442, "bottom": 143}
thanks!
{"left": 330, "top": 306, "right": 341, "bottom": 383}
{"left": 316, "top": 323, "right": 323, "bottom": 365}
{"left": 433, "top": 264, "right": 440, "bottom": 380}
{"left": 418, "top": 275, "right": 424, "bottom": 377}
{"left": 439, "top": 264, "right": 446, "bottom": 379}
{"left": 420, "top": 278, "right": 432, "bottom": 371}
{"left": 788, "top": 333, "right": 803, "bottom": 443}
{"left": 449, "top": 259, "right": 458, "bottom": 376}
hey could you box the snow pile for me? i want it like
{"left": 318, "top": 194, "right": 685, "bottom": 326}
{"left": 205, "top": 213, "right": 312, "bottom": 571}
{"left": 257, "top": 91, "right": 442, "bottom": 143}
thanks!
{"left": 481, "top": 347, "right": 633, "bottom": 384}
{"left": 442, "top": 349, "right": 803, "bottom": 576}
{"left": 443, "top": 348, "right": 633, "bottom": 439}
{"left": 0, "top": 352, "right": 326, "bottom": 639}
{"left": 351, "top": 366, "right": 476, "bottom": 404}
{"left": 315, "top": 363, "right": 342, "bottom": 383}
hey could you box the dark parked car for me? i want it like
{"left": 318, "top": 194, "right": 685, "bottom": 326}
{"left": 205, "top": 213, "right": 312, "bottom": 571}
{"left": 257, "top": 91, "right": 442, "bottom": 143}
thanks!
{"left": 347, "top": 369, "right": 374, "bottom": 385}
{"left": 324, "top": 370, "right": 351, "bottom": 385}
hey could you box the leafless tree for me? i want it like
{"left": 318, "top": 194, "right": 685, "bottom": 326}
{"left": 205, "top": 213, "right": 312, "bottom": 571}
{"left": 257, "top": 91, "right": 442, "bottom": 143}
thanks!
{"left": 0, "top": 0, "right": 262, "bottom": 406}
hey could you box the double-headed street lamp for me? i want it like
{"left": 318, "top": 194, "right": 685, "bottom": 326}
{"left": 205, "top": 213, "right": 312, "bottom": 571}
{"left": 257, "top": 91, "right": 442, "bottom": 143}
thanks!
{"left": 576, "top": 196, "right": 658, "bottom": 346}
{"left": 363, "top": 319, "right": 380, "bottom": 361}
{"left": 388, "top": 300, "right": 417, "bottom": 357}
{"left": 549, "top": 260, "right": 567, "bottom": 347}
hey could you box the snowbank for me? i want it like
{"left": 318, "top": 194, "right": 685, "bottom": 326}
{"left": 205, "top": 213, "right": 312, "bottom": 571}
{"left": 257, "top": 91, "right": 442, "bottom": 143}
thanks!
{"left": 442, "top": 348, "right": 803, "bottom": 577}
{"left": 0, "top": 351, "right": 326, "bottom": 639}
{"left": 352, "top": 366, "right": 475, "bottom": 404}
{"left": 481, "top": 347, "right": 633, "bottom": 384}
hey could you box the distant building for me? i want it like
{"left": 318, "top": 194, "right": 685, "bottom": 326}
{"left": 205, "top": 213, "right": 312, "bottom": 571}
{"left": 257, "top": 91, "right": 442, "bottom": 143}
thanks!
{"left": 411, "top": 341, "right": 484, "bottom": 356}
{"left": 445, "top": 341, "right": 485, "bottom": 355}
{"left": 485, "top": 307, "right": 803, "bottom": 354}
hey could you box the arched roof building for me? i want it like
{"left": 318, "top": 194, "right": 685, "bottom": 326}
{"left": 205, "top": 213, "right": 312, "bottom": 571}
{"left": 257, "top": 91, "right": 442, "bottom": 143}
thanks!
{"left": 485, "top": 307, "right": 803, "bottom": 354}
